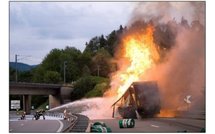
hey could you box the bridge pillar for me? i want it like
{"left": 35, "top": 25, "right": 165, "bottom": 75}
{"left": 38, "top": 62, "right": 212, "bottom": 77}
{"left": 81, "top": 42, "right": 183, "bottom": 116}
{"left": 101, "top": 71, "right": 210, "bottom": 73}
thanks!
{"left": 61, "top": 86, "right": 73, "bottom": 104}
{"left": 49, "top": 95, "right": 61, "bottom": 109}
{"left": 23, "top": 95, "right": 31, "bottom": 114}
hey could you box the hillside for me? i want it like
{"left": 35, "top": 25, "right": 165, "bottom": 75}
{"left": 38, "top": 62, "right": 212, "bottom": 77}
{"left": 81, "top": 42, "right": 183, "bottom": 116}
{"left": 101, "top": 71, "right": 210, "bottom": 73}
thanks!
{"left": 9, "top": 62, "right": 37, "bottom": 72}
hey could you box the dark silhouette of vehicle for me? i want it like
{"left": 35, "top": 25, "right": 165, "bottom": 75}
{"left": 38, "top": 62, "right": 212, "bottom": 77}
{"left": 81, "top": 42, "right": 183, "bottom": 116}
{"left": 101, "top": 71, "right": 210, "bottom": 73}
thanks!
{"left": 20, "top": 111, "right": 26, "bottom": 120}
{"left": 32, "top": 109, "right": 46, "bottom": 120}
{"left": 112, "top": 81, "right": 161, "bottom": 119}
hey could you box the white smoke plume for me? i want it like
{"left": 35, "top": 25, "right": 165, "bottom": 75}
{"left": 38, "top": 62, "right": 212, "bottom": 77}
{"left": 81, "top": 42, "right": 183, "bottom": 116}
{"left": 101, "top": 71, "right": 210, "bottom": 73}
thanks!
{"left": 147, "top": 26, "right": 205, "bottom": 110}
{"left": 131, "top": 2, "right": 205, "bottom": 111}
{"left": 129, "top": 2, "right": 205, "bottom": 25}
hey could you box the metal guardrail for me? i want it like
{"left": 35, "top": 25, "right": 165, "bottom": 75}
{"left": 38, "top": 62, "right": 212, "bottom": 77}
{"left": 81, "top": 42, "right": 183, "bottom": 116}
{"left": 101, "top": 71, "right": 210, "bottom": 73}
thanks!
{"left": 45, "top": 111, "right": 90, "bottom": 132}
{"left": 69, "top": 114, "right": 90, "bottom": 132}
{"left": 9, "top": 82, "right": 62, "bottom": 88}
{"left": 62, "top": 113, "right": 78, "bottom": 132}
{"left": 10, "top": 110, "right": 88, "bottom": 132}
{"left": 45, "top": 111, "right": 79, "bottom": 132}
{"left": 45, "top": 112, "right": 64, "bottom": 119}
{"left": 10, "top": 82, "right": 74, "bottom": 88}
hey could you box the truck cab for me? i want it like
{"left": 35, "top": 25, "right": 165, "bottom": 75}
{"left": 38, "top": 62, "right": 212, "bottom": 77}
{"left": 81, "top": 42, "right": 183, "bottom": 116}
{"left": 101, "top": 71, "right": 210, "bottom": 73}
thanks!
{"left": 113, "top": 81, "right": 161, "bottom": 118}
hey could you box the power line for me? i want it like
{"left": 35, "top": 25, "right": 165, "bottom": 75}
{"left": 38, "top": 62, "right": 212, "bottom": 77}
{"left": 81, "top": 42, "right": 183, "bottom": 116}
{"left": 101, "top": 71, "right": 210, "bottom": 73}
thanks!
{"left": 17, "top": 55, "right": 31, "bottom": 61}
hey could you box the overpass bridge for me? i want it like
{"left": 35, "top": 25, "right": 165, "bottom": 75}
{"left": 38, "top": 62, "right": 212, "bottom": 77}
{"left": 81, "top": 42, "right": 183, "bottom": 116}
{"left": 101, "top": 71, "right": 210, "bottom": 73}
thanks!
{"left": 9, "top": 82, "right": 73, "bottom": 114}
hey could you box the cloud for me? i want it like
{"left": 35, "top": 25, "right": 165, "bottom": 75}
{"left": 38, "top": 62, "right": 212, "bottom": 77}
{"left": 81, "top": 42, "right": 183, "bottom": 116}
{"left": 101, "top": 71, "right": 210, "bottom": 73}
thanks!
{"left": 10, "top": 26, "right": 90, "bottom": 64}
{"left": 10, "top": 2, "right": 134, "bottom": 65}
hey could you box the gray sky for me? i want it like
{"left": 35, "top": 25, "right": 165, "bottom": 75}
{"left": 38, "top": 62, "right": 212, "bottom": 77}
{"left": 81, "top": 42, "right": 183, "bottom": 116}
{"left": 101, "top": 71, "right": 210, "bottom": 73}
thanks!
{"left": 10, "top": 2, "right": 134, "bottom": 65}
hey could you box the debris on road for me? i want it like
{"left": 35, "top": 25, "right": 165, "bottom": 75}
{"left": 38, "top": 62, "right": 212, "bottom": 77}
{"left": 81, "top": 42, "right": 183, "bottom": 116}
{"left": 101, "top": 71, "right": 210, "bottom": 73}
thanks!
{"left": 119, "top": 119, "right": 135, "bottom": 128}
{"left": 90, "top": 122, "right": 112, "bottom": 132}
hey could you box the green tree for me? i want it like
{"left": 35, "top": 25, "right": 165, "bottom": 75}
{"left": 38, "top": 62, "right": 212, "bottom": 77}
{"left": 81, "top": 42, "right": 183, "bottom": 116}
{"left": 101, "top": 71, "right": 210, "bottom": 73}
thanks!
{"left": 42, "top": 48, "right": 62, "bottom": 72}
{"left": 61, "top": 47, "right": 82, "bottom": 82}
{"left": 64, "top": 61, "right": 80, "bottom": 82}
{"left": 99, "top": 35, "right": 107, "bottom": 49}
{"left": 32, "top": 46, "right": 83, "bottom": 83}
{"left": 18, "top": 71, "right": 33, "bottom": 82}
{"left": 9, "top": 67, "right": 15, "bottom": 81}
{"left": 119, "top": 25, "right": 124, "bottom": 33}
{"left": 85, "top": 82, "right": 109, "bottom": 98}
{"left": 32, "top": 65, "right": 45, "bottom": 83}
{"left": 90, "top": 48, "right": 113, "bottom": 77}
{"left": 78, "top": 51, "right": 92, "bottom": 69}
{"left": 71, "top": 76, "right": 108, "bottom": 100}
{"left": 84, "top": 36, "right": 100, "bottom": 53}
{"left": 82, "top": 65, "right": 91, "bottom": 76}
{"left": 43, "top": 71, "right": 61, "bottom": 84}
{"left": 106, "top": 30, "right": 118, "bottom": 56}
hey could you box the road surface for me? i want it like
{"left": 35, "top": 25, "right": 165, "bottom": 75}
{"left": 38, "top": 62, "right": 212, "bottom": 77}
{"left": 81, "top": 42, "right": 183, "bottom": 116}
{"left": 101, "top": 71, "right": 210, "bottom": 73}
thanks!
{"left": 9, "top": 113, "right": 71, "bottom": 133}
{"left": 9, "top": 111, "right": 205, "bottom": 133}
{"left": 9, "top": 120, "right": 66, "bottom": 133}
{"left": 91, "top": 117, "right": 205, "bottom": 132}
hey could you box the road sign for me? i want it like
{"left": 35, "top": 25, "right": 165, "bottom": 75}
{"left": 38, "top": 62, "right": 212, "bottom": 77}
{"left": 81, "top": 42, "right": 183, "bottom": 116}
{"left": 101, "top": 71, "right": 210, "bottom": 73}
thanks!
{"left": 184, "top": 95, "right": 191, "bottom": 104}
{"left": 11, "top": 100, "right": 20, "bottom": 109}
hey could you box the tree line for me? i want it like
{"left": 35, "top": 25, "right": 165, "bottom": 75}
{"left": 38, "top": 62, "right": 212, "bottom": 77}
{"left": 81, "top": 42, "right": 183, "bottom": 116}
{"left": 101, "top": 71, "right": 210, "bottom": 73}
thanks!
{"left": 9, "top": 18, "right": 204, "bottom": 100}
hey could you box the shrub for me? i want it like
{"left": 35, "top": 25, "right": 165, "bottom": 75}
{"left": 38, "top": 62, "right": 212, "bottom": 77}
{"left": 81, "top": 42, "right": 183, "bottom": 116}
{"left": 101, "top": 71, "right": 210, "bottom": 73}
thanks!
{"left": 71, "top": 76, "right": 109, "bottom": 100}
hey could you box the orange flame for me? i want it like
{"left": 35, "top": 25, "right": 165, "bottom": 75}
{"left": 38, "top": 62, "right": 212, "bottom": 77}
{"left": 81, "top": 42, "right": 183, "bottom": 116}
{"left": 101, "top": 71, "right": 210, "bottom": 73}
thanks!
{"left": 113, "top": 25, "right": 160, "bottom": 98}
{"left": 156, "top": 109, "right": 176, "bottom": 118}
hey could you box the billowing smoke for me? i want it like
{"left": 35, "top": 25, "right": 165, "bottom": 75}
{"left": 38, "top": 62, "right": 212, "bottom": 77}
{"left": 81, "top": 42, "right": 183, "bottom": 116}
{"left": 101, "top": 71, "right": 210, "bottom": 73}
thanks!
{"left": 129, "top": 2, "right": 205, "bottom": 26}
{"left": 129, "top": 2, "right": 205, "bottom": 111}
{"left": 147, "top": 25, "right": 205, "bottom": 111}
{"left": 51, "top": 2, "right": 205, "bottom": 119}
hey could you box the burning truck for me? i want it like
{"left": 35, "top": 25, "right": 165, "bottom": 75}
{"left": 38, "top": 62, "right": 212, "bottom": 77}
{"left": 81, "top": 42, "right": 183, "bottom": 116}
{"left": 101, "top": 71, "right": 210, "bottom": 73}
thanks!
{"left": 112, "top": 81, "right": 161, "bottom": 119}
{"left": 109, "top": 25, "right": 161, "bottom": 119}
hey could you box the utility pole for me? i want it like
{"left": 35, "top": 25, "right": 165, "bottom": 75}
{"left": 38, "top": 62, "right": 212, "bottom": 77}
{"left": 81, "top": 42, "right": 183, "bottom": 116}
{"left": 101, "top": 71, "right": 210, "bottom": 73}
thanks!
{"left": 14, "top": 54, "right": 31, "bottom": 83}
{"left": 64, "top": 61, "right": 67, "bottom": 84}
{"left": 15, "top": 54, "right": 18, "bottom": 83}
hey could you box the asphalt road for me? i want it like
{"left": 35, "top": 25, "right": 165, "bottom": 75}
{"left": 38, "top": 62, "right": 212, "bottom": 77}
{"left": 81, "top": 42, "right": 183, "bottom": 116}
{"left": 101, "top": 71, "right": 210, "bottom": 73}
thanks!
{"left": 10, "top": 117, "right": 205, "bottom": 133}
{"left": 91, "top": 117, "right": 205, "bottom": 132}
{"left": 9, "top": 110, "right": 205, "bottom": 133}
{"left": 9, "top": 120, "right": 65, "bottom": 133}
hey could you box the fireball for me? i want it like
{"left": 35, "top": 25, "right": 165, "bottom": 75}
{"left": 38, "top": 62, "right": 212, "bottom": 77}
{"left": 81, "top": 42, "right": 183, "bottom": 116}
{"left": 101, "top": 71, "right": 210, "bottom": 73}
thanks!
{"left": 113, "top": 25, "right": 160, "bottom": 98}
